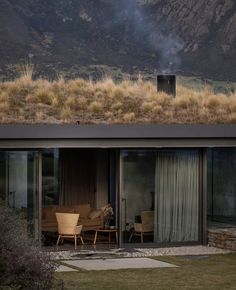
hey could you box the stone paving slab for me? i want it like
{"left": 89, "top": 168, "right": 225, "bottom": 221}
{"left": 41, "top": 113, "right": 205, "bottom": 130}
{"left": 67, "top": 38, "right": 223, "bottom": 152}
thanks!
{"left": 63, "top": 257, "right": 176, "bottom": 270}
{"left": 56, "top": 265, "right": 78, "bottom": 272}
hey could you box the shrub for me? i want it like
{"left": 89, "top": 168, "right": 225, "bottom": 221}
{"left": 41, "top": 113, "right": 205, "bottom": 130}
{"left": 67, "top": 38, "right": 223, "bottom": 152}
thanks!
{"left": 0, "top": 202, "right": 57, "bottom": 290}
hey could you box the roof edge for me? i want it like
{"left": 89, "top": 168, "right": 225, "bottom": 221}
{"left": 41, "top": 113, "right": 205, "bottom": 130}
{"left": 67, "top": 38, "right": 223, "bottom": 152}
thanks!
{"left": 0, "top": 124, "right": 236, "bottom": 139}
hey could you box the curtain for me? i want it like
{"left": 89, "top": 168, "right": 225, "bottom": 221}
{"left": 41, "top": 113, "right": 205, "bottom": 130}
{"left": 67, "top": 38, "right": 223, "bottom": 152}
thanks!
{"left": 154, "top": 150, "right": 199, "bottom": 242}
{"left": 59, "top": 149, "right": 96, "bottom": 207}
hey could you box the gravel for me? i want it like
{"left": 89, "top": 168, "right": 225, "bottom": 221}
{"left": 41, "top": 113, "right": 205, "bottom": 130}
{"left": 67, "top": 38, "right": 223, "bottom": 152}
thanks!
{"left": 50, "top": 245, "right": 231, "bottom": 260}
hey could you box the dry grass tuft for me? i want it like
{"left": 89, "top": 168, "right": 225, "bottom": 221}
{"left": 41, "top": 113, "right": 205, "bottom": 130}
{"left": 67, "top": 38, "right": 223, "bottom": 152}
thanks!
{"left": 0, "top": 75, "right": 236, "bottom": 124}
{"left": 123, "top": 112, "right": 136, "bottom": 122}
{"left": 88, "top": 101, "right": 103, "bottom": 114}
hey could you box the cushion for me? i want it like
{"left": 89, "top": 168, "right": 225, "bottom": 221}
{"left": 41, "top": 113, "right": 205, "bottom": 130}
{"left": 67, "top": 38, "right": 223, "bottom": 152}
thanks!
{"left": 73, "top": 204, "right": 91, "bottom": 218}
{"left": 55, "top": 206, "right": 74, "bottom": 213}
{"left": 80, "top": 218, "right": 101, "bottom": 227}
{"left": 88, "top": 209, "right": 102, "bottom": 220}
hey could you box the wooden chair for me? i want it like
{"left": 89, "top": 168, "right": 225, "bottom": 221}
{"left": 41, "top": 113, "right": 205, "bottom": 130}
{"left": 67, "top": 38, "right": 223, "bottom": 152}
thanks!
{"left": 129, "top": 211, "right": 154, "bottom": 243}
{"left": 56, "top": 213, "right": 84, "bottom": 249}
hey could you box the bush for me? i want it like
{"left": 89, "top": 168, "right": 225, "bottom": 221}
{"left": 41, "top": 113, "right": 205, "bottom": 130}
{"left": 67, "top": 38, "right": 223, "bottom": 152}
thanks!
{"left": 0, "top": 203, "right": 57, "bottom": 290}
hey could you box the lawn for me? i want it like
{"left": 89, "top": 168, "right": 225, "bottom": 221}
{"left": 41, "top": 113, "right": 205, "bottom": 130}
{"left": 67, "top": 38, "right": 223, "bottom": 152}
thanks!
{"left": 55, "top": 253, "right": 236, "bottom": 290}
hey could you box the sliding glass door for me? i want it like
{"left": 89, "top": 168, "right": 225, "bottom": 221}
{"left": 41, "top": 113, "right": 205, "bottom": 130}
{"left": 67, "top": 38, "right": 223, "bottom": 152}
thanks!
{"left": 155, "top": 150, "right": 199, "bottom": 243}
{"left": 120, "top": 150, "right": 156, "bottom": 243}
{"left": 207, "top": 148, "right": 236, "bottom": 225}
{"left": 1, "top": 151, "right": 40, "bottom": 239}
{"left": 120, "top": 149, "right": 200, "bottom": 245}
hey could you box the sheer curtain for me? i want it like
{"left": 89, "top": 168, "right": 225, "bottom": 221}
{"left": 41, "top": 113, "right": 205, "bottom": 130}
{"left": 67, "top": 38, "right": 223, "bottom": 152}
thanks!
{"left": 154, "top": 150, "right": 199, "bottom": 243}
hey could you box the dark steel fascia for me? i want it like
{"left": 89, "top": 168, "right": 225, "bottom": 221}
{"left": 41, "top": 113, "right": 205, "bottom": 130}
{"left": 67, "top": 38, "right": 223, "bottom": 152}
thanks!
{"left": 0, "top": 124, "right": 236, "bottom": 140}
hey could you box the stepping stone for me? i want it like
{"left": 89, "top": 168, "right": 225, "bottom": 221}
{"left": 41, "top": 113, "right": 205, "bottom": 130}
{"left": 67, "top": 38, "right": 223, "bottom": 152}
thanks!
{"left": 56, "top": 265, "right": 78, "bottom": 272}
{"left": 63, "top": 258, "right": 176, "bottom": 270}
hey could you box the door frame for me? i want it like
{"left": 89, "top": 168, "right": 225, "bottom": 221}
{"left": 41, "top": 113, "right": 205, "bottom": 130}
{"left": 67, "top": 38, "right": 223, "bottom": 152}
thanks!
{"left": 3, "top": 150, "right": 42, "bottom": 241}
{"left": 118, "top": 148, "right": 207, "bottom": 247}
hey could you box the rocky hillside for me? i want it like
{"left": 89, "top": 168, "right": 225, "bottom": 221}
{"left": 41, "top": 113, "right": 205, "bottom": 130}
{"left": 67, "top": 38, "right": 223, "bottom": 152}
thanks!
{"left": 0, "top": 0, "right": 236, "bottom": 81}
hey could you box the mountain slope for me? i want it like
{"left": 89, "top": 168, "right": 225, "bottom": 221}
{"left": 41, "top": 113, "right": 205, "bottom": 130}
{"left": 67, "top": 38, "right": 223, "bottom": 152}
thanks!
{"left": 0, "top": 0, "right": 236, "bottom": 81}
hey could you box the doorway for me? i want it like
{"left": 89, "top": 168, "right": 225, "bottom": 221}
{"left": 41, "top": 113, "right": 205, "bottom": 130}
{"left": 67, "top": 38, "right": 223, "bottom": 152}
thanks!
{"left": 120, "top": 149, "right": 201, "bottom": 245}
{"left": 0, "top": 151, "right": 40, "bottom": 239}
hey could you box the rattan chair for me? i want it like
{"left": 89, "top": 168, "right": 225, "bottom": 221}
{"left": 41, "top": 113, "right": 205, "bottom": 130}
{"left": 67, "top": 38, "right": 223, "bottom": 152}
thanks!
{"left": 129, "top": 211, "right": 154, "bottom": 243}
{"left": 56, "top": 212, "right": 84, "bottom": 249}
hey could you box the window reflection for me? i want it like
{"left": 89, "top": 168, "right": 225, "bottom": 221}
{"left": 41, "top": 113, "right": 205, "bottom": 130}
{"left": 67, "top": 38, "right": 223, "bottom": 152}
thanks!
{"left": 121, "top": 149, "right": 200, "bottom": 244}
{"left": 42, "top": 149, "right": 59, "bottom": 206}
{"left": 207, "top": 148, "right": 236, "bottom": 225}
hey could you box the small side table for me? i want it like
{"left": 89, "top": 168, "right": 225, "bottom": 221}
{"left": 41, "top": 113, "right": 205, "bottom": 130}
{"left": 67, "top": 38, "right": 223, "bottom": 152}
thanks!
{"left": 93, "top": 228, "right": 118, "bottom": 245}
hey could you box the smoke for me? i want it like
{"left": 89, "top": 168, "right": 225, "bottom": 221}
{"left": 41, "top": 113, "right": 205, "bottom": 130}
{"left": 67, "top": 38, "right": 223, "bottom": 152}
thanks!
{"left": 149, "top": 29, "right": 184, "bottom": 73}
{"left": 103, "top": 0, "right": 184, "bottom": 73}
{"left": 135, "top": 1, "right": 184, "bottom": 72}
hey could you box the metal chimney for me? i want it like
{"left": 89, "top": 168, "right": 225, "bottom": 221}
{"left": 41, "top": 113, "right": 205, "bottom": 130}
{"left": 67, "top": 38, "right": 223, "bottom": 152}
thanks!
{"left": 157, "top": 75, "right": 176, "bottom": 96}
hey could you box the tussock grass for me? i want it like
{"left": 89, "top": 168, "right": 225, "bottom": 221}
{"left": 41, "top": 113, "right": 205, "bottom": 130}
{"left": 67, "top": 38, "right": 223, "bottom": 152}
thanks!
{"left": 0, "top": 75, "right": 236, "bottom": 124}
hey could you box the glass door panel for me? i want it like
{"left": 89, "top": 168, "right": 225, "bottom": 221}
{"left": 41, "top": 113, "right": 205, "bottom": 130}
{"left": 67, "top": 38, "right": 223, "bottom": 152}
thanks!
{"left": 42, "top": 149, "right": 59, "bottom": 207}
{"left": 207, "top": 148, "right": 236, "bottom": 225}
{"left": 7, "top": 151, "right": 39, "bottom": 239}
{"left": 155, "top": 150, "right": 200, "bottom": 243}
{"left": 120, "top": 150, "right": 156, "bottom": 243}
{"left": 120, "top": 149, "right": 200, "bottom": 245}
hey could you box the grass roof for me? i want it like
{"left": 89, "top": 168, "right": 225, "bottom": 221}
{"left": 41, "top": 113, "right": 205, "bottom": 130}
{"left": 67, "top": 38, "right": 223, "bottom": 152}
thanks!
{"left": 1, "top": 72, "right": 236, "bottom": 124}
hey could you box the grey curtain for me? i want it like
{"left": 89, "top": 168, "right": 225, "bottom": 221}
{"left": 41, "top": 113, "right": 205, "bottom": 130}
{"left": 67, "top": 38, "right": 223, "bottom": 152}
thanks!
{"left": 59, "top": 149, "right": 96, "bottom": 207}
{"left": 154, "top": 150, "right": 199, "bottom": 242}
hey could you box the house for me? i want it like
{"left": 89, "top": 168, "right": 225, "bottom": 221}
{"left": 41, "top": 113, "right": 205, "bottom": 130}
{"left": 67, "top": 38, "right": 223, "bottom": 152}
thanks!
{"left": 0, "top": 124, "right": 235, "bottom": 249}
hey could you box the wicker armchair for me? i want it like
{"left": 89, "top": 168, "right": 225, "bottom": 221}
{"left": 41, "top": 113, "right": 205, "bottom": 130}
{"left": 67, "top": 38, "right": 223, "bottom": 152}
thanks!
{"left": 129, "top": 211, "right": 154, "bottom": 243}
{"left": 56, "top": 213, "right": 84, "bottom": 249}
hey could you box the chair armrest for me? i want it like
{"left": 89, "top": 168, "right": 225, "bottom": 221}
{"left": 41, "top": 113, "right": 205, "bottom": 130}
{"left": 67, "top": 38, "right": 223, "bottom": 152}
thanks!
{"left": 75, "top": 224, "right": 83, "bottom": 235}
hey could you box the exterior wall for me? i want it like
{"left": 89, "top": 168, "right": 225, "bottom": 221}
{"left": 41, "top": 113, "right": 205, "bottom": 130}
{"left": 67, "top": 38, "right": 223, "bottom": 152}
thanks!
{"left": 208, "top": 228, "right": 236, "bottom": 251}
{"left": 0, "top": 122, "right": 236, "bottom": 248}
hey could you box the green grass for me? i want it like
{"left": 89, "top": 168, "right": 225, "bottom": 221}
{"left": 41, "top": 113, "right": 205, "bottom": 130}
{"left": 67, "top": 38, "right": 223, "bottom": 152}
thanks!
{"left": 55, "top": 253, "right": 236, "bottom": 290}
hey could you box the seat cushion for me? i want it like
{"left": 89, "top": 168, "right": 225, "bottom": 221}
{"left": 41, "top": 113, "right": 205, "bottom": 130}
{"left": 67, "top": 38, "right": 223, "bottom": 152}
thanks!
{"left": 80, "top": 217, "right": 101, "bottom": 227}
{"left": 55, "top": 206, "right": 75, "bottom": 213}
{"left": 73, "top": 204, "right": 91, "bottom": 218}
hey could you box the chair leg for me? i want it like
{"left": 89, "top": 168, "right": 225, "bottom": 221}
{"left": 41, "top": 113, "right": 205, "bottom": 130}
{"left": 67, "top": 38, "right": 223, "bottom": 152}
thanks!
{"left": 129, "top": 231, "right": 134, "bottom": 242}
{"left": 56, "top": 235, "right": 61, "bottom": 247}
{"left": 80, "top": 236, "right": 84, "bottom": 245}
{"left": 74, "top": 235, "right": 77, "bottom": 250}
